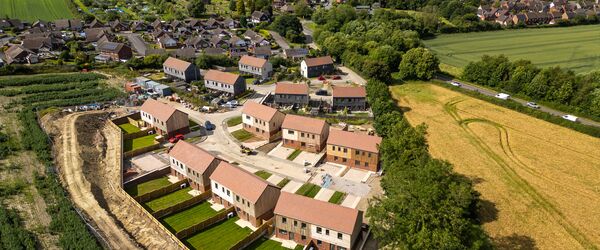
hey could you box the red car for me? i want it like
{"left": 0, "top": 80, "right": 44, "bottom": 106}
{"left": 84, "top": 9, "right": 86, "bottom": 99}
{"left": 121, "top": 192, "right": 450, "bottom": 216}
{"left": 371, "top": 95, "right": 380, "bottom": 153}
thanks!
{"left": 332, "top": 75, "right": 341, "bottom": 80}
{"left": 168, "top": 134, "right": 185, "bottom": 143}
{"left": 318, "top": 76, "right": 326, "bottom": 81}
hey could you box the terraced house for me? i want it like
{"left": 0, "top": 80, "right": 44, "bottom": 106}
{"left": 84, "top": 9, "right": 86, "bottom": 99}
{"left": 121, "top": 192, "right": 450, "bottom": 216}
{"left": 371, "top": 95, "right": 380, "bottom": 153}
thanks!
{"left": 238, "top": 55, "right": 272, "bottom": 80}
{"left": 168, "top": 141, "right": 221, "bottom": 191}
{"left": 140, "top": 99, "right": 190, "bottom": 138}
{"left": 209, "top": 162, "right": 281, "bottom": 227}
{"left": 326, "top": 130, "right": 382, "bottom": 172}
{"left": 274, "top": 192, "right": 363, "bottom": 250}
{"left": 274, "top": 83, "right": 309, "bottom": 107}
{"left": 242, "top": 101, "right": 286, "bottom": 142}
{"left": 332, "top": 86, "right": 367, "bottom": 111}
{"left": 203, "top": 70, "right": 246, "bottom": 96}
{"left": 282, "top": 115, "right": 330, "bottom": 153}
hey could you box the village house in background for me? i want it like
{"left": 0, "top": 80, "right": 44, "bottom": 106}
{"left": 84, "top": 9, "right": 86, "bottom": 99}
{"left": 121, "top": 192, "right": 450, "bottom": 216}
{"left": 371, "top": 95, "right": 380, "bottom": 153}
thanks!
{"left": 203, "top": 70, "right": 247, "bottom": 96}
{"left": 477, "top": 0, "right": 600, "bottom": 26}
{"left": 96, "top": 42, "right": 132, "bottom": 62}
{"left": 326, "top": 129, "right": 382, "bottom": 172}
{"left": 282, "top": 115, "right": 330, "bottom": 153}
{"left": 162, "top": 57, "right": 201, "bottom": 82}
{"left": 168, "top": 140, "right": 221, "bottom": 191}
{"left": 242, "top": 101, "right": 286, "bottom": 142}
{"left": 209, "top": 161, "right": 281, "bottom": 227}
{"left": 274, "top": 83, "right": 310, "bottom": 107}
{"left": 274, "top": 192, "right": 363, "bottom": 250}
{"left": 301, "top": 56, "right": 335, "bottom": 78}
{"left": 140, "top": 99, "right": 190, "bottom": 138}
{"left": 332, "top": 86, "right": 367, "bottom": 111}
{"left": 238, "top": 55, "right": 273, "bottom": 80}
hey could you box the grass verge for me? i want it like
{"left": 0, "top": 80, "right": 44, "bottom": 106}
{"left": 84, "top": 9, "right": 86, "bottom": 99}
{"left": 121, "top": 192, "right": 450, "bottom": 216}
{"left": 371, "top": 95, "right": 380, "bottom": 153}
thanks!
{"left": 118, "top": 123, "right": 141, "bottom": 134}
{"left": 144, "top": 187, "right": 194, "bottom": 212}
{"left": 328, "top": 191, "right": 345, "bottom": 204}
{"left": 227, "top": 116, "right": 243, "bottom": 127}
{"left": 245, "top": 237, "right": 293, "bottom": 250}
{"left": 231, "top": 129, "right": 254, "bottom": 142}
{"left": 277, "top": 178, "right": 290, "bottom": 188}
{"left": 287, "top": 149, "right": 302, "bottom": 161}
{"left": 254, "top": 170, "right": 272, "bottom": 180}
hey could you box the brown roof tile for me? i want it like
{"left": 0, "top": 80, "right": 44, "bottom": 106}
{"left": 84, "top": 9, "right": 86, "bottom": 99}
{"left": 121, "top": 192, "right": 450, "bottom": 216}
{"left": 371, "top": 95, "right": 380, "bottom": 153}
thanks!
{"left": 282, "top": 114, "right": 328, "bottom": 135}
{"left": 304, "top": 56, "right": 333, "bottom": 67}
{"left": 327, "top": 129, "right": 381, "bottom": 153}
{"left": 332, "top": 86, "right": 366, "bottom": 98}
{"left": 242, "top": 101, "right": 281, "bottom": 122}
{"left": 140, "top": 99, "right": 178, "bottom": 121}
{"left": 274, "top": 192, "right": 362, "bottom": 234}
{"left": 204, "top": 70, "right": 241, "bottom": 85}
{"left": 239, "top": 55, "right": 267, "bottom": 68}
{"left": 275, "top": 83, "right": 309, "bottom": 95}
{"left": 209, "top": 161, "right": 277, "bottom": 203}
{"left": 168, "top": 141, "right": 217, "bottom": 174}
{"left": 163, "top": 56, "right": 192, "bottom": 71}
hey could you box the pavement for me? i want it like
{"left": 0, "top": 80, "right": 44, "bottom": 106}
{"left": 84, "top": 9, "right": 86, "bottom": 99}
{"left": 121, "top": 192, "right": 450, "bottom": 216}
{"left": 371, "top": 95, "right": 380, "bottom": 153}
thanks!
{"left": 268, "top": 30, "right": 290, "bottom": 50}
{"left": 281, "top": 180, "right": 304, "bottom": 193}
{"left": 340, "top": 194, "right": 361, "bottom": 209}
{"left": 122, "top": 33, "right": 148, "bottom": 56}
{"left": 313, "top": 188, "right": 335, "bottom": 202}
{"left": 438, "top": 75, "right": 600, "bottom": 128}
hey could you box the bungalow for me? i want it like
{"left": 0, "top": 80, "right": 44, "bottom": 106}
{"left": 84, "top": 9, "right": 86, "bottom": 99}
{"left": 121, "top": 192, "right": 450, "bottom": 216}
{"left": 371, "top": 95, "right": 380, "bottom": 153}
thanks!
{"left": 274, "top": 83, "right": 309, "bottom": 107}
{"left": 203, "top": 70, "right": 247, "bottom": 96}
{"left": 140, "top": 99, "right": 190, "bottom": 138}
{"left": 301, "top": 56, "right": 335, "bottom": 78}
{"left": 253, "top": 46, "right": 272, "bottom": 59}
{"left": 163, "top": 57, "right": 200, "bottom": 82}
{"left": 169, "top": 140, "right": 221, "bottom": 191}
{"left": 274, "top": 192, "right": 363, "bottom": 250}
{"left": 239, "top": 55, "right": 273, "bottom": 80}
{"left": 158, "top": 34, "right": 178, "bottom": 49}
{"left": 97, "top": 42, "right": 132, "bottom": 62}
{"left": 185, "top": 36, "right": 210, "bottom": 49}
{"left": 283, "top": 48, "right": 308, "bottom": 61}
{"left": 282, "top": 115, "right": 330, "bottom": 153}
{"left": 210, "top": 161, "right": 281, "bottom": 227}
{"left": 326, "top": 130, "right": 382, "bottom": 172}
{"left": 332, "top": 86, "right": 367, "bottom": 111}
{"left": 242, "top": 101, "right": 286, "bottom": 142}
{"left": 4, "top": 45, "right": 38, "bottom": 64}
{"left": 251, "top": 11, "right": 270, "bottom": 23}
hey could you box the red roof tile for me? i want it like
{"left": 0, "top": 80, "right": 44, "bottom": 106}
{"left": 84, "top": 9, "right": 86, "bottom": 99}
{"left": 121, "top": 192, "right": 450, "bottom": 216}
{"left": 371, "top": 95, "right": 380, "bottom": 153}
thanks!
{"left": 204, "top": 70, "right": 241, "bottom": 85}
{"left": 327, "top": 129, "right": 381, "bottom": 153}
{"left": 140, "top": 99, "right": 178, "bottom": 121}
{"left": 168, "top": 141, "right": 217, "bottom": 174}
{"left": 332, "top": 86, "right": 366, "bottom": 98}
{"left": 304, "top": 56, "right": 333, "bottom": 67}
{"left": 275, "top": 83, "right": 308, "bottom": 95}
{"left": 242, "top": 101, "right": 281, "bottom": 122}
{"left": 163, "top": 56, "right": 192, "bottom": 71}
{"left": 239, "top": 55, "right": 267, "bottom": 68}
{"left": 209, "top": 161, "right": 277, "bottom": 203}
{"left": 282, "top": 115, "right": 328, "bottom": 135}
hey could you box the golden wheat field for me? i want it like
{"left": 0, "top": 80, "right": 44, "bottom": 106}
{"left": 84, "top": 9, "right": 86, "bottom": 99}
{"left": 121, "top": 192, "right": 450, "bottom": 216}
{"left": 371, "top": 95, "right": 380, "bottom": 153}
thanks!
{"left": 391, "top": 82, "right": 600, "bottom": 250}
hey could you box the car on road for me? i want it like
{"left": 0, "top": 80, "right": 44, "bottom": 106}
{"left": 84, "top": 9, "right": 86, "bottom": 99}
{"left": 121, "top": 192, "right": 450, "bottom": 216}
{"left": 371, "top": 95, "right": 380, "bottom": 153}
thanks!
{"left": 168, "top": 134, "right": 184, "bottom": 143}
{"left": 561, "top": 114, "right": 579, "bottom": 122}
{"left": 450, "top": 81, "right": 461, "bottom": 87}
{"left": 495, "top": 93, "right": 510, "bottom": 100}
{"left": 526, "top": 102, "right": 540, "bottom": 109}
{"left": 205, "top": 120, "right": 216, "bottom": 131}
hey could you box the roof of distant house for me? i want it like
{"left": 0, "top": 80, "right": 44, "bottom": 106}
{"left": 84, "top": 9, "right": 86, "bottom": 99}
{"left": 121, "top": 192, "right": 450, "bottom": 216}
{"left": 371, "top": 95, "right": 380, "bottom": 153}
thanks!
{"left": 242, "top": 101, "right": 281, "bottom": 122}
{"left": 327, "top": 129, "right": 381, "bottom": 153}
{"left": 275, "top": 83, "right": 308, "bottom": 95}
{"left": 163, "top": 57, "right": 193, "bottom": 71}
{"left": 140, "top": 99, "right": 180, "bottom": 121}
{"left": 304, "top": 56, "right": 334, "bottom": 67}
{"left": 274, "top": 192, "right": 361, "bottom": 234}
{"left": 98, "top": 42, "right": 128, "bottom": 53}
{"left": 204, "top": 70, "right": 241, "bottom": 85}
{"left": 239, "top": 55, "right": 268, "bottom": 68}
{"left": 282, "top": 114, "right": 328, "bottom": 134}
{"left": 332, "top": 86, "right": 366, "bottom": 98}
{"left": 209, "top": 161, "right": 278, "bottom": 203}
{"left": 169, "top": 140, "right": 218, "bottom": 174}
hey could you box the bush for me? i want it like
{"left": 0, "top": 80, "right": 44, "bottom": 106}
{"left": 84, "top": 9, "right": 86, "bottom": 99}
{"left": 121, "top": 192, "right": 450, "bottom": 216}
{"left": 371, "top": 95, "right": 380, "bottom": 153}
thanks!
{"left": 0, "top": 206, "right": 36, "bottom": 250}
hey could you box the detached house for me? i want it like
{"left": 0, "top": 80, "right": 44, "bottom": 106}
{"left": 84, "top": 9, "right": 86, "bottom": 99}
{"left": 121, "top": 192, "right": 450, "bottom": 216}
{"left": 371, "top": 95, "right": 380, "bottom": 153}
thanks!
{"left": 163, "top": 57, "right": 200, "bottom": 82}
{"left": 140, "top": 99, "right": 190, "bottom": 138}
{"left": 239, "top": 55, "right": 272, "bottom": 80}
{"left": 4, "top": 45, "right": 38, "bottom": 64}
{"left": 274, "top": 192, "right": 363, "bottom": 250}
{"left": 210, "top": 161, "right": 281, "bottom": 227}
{"left": 251, "top": 11, "right": 270, "bottom": 23}
{"left": 332, "top": 86, "right": 367, "bottom": 111}
{"left": 96, "top": 42, "right": 132, "bottom": 62}
{"left": 301, "top": 56, "right": 335, "bottom": 78}
{"left": 203, "top": 70, "right": 246, "bottom": 96}
{"left": 242, "top": 101, "right": 286, "bottom": 142}
{"left": 282, "top": 115, "right": 330, "bottom": 153}
{"left": 326, "top": 130, "right": 382, "bottom": 172}
{"left": 274, "top": 83, "right": 309, "bottom": 107}
{"left": 169, "top": 141, "right": 221, "bottom": 191}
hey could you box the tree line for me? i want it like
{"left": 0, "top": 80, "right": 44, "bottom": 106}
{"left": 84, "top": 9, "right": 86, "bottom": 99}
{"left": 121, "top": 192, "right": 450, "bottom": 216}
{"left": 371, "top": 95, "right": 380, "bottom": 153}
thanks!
{"left": 462, "top": 55, "right": 600, "bottom": 119}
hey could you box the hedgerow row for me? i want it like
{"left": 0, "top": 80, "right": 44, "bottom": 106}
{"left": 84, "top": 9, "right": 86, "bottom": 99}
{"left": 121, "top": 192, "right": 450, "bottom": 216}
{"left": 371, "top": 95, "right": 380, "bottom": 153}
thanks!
{"left": 0, "top": 81, "right": 100, "bottom": 97}
{"left": 0, "top": 73, "right": 105, "bottom": 88}
{"left": 19, "top": 88, "right": 110, "bottom": 104}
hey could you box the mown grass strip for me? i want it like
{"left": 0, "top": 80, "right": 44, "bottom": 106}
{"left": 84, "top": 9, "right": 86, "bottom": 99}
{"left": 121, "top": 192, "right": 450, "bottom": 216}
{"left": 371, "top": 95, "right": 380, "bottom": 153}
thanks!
{"left": 184, "top": 216, "right": 252, "bottom": 250}
{"left": 124, "top": 176, "right": 171, "bottom": 197}
{"left": 144, "top": 187, "right": 194, "bottom": 212}
{"left": 286, "top": 149, "right": 301, "bottom": 161}
{"left": 295, "top": 183, "right": 321, "bottom": 198}
{"left": 161, "top": 202, "right": 219, "bottom": 233}
{"left": 254, "top": 170, "right": 272, "bottom": 180}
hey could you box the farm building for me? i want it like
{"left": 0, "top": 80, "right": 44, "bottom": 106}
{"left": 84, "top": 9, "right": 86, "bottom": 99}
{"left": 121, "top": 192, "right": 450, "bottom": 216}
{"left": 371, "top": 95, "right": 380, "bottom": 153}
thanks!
{"left": 140, "top": 99, "right": 189, "bottom": 138}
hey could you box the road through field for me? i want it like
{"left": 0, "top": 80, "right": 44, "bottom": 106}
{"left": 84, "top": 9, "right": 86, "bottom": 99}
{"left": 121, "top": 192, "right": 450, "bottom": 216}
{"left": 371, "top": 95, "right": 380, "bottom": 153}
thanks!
{"left": 392, "top": 83, "right": 600, "bottom": 249}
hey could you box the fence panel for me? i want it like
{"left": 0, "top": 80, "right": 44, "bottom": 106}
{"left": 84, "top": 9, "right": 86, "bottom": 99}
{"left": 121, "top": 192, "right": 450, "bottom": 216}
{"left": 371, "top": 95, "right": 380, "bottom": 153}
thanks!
{"left": 176, "top": 206, "right": 235, "bottom": 239}
{"left": 229, "top": 218, "right": 274, "bottom": 250}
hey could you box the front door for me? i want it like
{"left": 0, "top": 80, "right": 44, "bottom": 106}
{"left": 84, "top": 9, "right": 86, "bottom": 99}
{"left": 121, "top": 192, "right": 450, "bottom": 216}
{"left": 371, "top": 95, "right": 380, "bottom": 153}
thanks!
{"left": 289, "top": 232, "right": 295, "bottom": 240}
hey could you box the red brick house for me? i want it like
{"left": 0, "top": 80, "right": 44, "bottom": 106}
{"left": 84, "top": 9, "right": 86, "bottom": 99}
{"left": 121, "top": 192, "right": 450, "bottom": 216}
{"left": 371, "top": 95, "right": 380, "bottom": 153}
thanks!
{"left": 168, "top": 141, "right": 221, "bottom": 191}
{"left": 282, "top": 115, "right": 329, "bottom": 153}
{"left": 241, "top": 101, "right": 286, "bottom": 142}
{"left": 326, "top": 130, "right": 382, "bottom": 172}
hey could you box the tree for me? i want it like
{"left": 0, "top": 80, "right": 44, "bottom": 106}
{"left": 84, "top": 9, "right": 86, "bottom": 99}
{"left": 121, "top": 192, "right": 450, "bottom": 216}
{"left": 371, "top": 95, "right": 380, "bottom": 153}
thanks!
{"left": 229, "top": 0, "right": 236, "bottom": 11}
{"left": 271, "top": 14, "right": 305, "bottom": 43}
{"left": 362, "top": 59, "right": 391, "bottom": 82}
{"left": 188, "top": 0, "right": 206, "bottom": 18}
{"left": 398, "top": 48, "right": 439, "bottom": 80}
{"left": 248, "top": 0, "right": 255, "bottom": 12}
{"left": 294, "top": 2, "right": 313, "bottom": 19}
{"left": 236, "top": 0, "right": 246, "bottom": 16}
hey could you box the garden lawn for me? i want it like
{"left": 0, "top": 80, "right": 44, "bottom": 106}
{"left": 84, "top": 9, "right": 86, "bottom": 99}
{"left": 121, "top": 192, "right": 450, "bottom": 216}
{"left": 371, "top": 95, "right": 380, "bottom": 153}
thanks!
{"left": 118, "top": 123, "right": 141, "bottom": 134}
{"left": 231, "top": 129, "right": 254, "bottom": 142}
{"left": 144, "top": 187, "right": 194, "bottom": 212}
{"left": 295, "top": 183, "right": 321, "bottom": 198}
{"left": 254, "top": 170, "right": 272, "bottom": 180}
{"left": 184, "top": 217, "right": 252, "bottom": 250}
{"left": 0, "top": 0, "right": 75, "bottom": 21}
{"left": 245, "top": 237, "right": 292, "bottom": 250}
{"left": 277, "top": 178, "right": 290, "bottom": 188}
{"left": 227, "top": 116, "right": 243, "bottom": 127}
{"left": 125, "top": 176, "right": 171, "bottom": 197}
{"left": 287, "top": 149, "right": 302, "bottom": 161}
{"left": 328, "top": 191, "right": 345, "bottom": 204}
{"left": 123, "top": 134, "right": 157, "bottom": 152}
{"left": 161, "top": 202, "right": 219, "bottom": 233}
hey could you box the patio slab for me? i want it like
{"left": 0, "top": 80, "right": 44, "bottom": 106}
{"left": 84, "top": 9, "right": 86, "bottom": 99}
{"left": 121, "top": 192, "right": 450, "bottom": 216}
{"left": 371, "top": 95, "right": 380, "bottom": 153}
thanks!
{"left": 343, "top": 168, "right": 373, "bottom": 183}
{"left": 292, "top": 151, "right": 325, "bottom": 167}
{"left": 314, "top": 188, "right": 335, "bottom": 202}
{"left": 340, "top": 194, "right": 361, "bottom": 209}
{"left": 281, "top": 180, "right": 303, "bottom": 193}
{"left": 266, "top": 174, "right": 284, "bottom": 186}
{"left": 131, "top": 154, "right": 167, "bottom": 172}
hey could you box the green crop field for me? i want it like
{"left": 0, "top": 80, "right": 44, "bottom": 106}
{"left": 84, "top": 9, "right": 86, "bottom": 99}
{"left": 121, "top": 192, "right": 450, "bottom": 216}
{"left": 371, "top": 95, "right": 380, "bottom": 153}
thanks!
{"left": 0, "top": 0, "right": 75, "bottom": 21}
{"left": 424, "top": 25, "right": 600, "bottom": 73}
{"left": 161, "top": 202, "right": 219, "bottom": 233}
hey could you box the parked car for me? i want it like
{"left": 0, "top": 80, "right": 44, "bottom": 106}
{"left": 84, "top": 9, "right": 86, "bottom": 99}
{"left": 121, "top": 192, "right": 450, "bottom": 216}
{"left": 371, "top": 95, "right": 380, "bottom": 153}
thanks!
{"left": 495, "top": 93, "right": 510, "bottom": 100}
{"left": 526, "top": 102, "right": 540, "bottom": 109}
{"left": 332, "top": 75, "right": 341, "bottom": 80}
{"left": 168, "top": 134, "right": 184, "bottom": 143}
{"left": 561, "top": 114, "right": 579, "bottom": 122}
{"left": 315, "top": 89, "right": 328, "bottom": 96}
{"left": 205, "top": 120, "right": 216, "bottom": 131}
{"left": 450, "top": 81, "right": 461, "bottom": 87}
{"left": 227, "top": 100, "right": 239, "bottom": 107}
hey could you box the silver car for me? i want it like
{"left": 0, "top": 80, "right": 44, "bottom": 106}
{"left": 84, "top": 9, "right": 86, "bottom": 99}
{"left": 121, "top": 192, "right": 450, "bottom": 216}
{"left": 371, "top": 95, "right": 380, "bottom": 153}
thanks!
{"left": 526, "top": 102, "right": 540, "bottom": 109}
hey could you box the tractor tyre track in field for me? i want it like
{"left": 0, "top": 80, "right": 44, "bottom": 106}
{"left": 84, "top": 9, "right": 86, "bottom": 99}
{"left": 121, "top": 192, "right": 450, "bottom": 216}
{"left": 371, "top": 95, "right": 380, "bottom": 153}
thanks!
{"left": 443, "top": 98, "right": 597, "bottom": 249}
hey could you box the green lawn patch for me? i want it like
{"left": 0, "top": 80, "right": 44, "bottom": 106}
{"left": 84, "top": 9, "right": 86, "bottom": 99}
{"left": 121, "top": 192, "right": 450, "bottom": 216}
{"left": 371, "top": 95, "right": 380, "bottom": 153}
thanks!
{"left": 161, "top": 202, "right": 220, "bottom": 233}
{"left": 124, "top": 176, "right": 171, "bottom": 197}
{"left": 144, "top": 187, "right": 194, "bottom": 212}
{"left": 227, "top": 116, "right": 243, "bottom": 127}
{"left": 245, "top": 237, "right": 293, "bottom": 250}
{"left": 254, "top": 170, "right": 272, "bottom": 180}
{"left": 189, "top": 119, "right": 199, "bottom": 127}
{"left": 184, "top": 216, "right": 252, "bottom": 250}
{"left": 295, "top": 183, "right": 321, "bottom": 198}
{"left": 118, "top": 123, "right": 141, "bottom": 134}
{"left": 123, "top": 134, "right": 157, "bottom": 152}
{"left": 286, "top": 149, "right": 302, "bottom": 161}
{"left": 0, "top": 0, "right": 75, "bottom": 21}
{"left": 231, "top": 129, "right": 254, "bottom": 142}
{"left": 277, "top": 178, "right": 290, "bottom": 188}
{"left": 328, "top": 191, "right": 346, "bottom": 204}
{"left": 245, "top": 77, "right": 256, "bottom": 85}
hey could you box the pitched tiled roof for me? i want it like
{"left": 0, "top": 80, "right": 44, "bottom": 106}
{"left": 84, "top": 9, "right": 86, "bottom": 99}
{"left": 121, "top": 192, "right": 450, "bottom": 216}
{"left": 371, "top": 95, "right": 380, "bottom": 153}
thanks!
{"left": 140, "top": 99, "right": 178, "bottom": 121}
{"left": 332, "top": 86, "right": 366, "bottom": 98}
{"left": 169, "top": 141, "right": 218, "bottom": 174}
{"left": 304, "top": 56, "right": 333, "bottom": 67}
{"left": 204, "top": 70, "right": 241, "bottom": 85}
{"left": 209, "top": 161, "right": 277, "bottom": 203}
{"left": 282, "top": 114, "right": 328, "bottom": 135}
{"left": 239, "top": 55, "right": 267, "bottom": 68}
{"left": 275, "top": 83, "right": 308, "bottom": 95}
{"left": 274, "top": 192, "right": 361, "bottom": 234}
{"left": 242, "top": 101, "right": 281, "bottom": 122}
{"left": 163, "top": 57, "right": 192, "bottom": 71}
{"left": 327, "top": 129, "right": 381, "bottom": 153}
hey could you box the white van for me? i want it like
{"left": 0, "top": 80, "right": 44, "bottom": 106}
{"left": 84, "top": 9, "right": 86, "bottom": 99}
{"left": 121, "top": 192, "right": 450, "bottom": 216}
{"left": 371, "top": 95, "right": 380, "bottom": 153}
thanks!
{"left": 561, "top": 114, "right": 579, "bottom": 122}
{"left": 495, "top": 93, "right": 510, "bottom": 100}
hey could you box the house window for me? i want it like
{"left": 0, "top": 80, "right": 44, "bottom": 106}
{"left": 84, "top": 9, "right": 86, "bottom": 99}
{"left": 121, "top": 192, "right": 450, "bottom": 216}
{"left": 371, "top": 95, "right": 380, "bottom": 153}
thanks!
{"left": 337, "top": 233, "right": 343, "bottom": 240}
{"left": 332, "top": 146, "right": 336, "bottom": 150}
{"left": 226, "top": 190, "right": 230, "bottom": 196}
{"left": 317, "top": 240, "right": 322, "bottom": 245}
{"left": 236, "top": 195, "right": 240, "bottom": 202}
{"left": 282, "top": 217, "right": 287, "bottom": 224}
{"left": 368, "top": 153, "right": 372, "bottom": 157}
{"left": 214, "top": 183, "right": 219, "bottom": 189}
{"left": 343, "top": 148, "right": 347, "bottom": 153}
{"left": 355, "top": 160, "right": 360, "bottom": 165}
{"left": 312, "top": 134, "right": 315, "bottom": 139}
{"left": 334, "top": 156, "right": 338, "bottom": 161}
{"left": 301, "top": 223, "right": 306, "bottom": 228}
{"left": 316, "top": 227, "right": 321, "bottom": 234}
{"left": 294, "top": 221, "right": 298, "bottom": 227}
{"left": 342, "top": 158, "right": 347, "bottom": 163}
{"left": 288, "top": 130, "right": 294, "bottom": 135}
{"left": 301, "top": 235, "right": 306, "bottom": 240}
{"left": 301, "top": 142, "right": 306, "bottom": 147}
{"left": 325, "top": 229, "right": 329, "bottom": 236}
{"left": 356, "top": 150, "right": 360, "bottom": 155}
{"left": 365, "top": 162, "right": 369, "bottom": 167}
{"left": 279, "top": 229, "right": 287, "bottom": 235}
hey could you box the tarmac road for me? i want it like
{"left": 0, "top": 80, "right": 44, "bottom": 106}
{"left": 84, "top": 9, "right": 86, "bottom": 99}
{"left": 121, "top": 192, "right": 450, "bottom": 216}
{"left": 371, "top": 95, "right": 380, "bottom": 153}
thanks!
{"left": 437, "top": 75, "right": 600, "bottom": 128}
